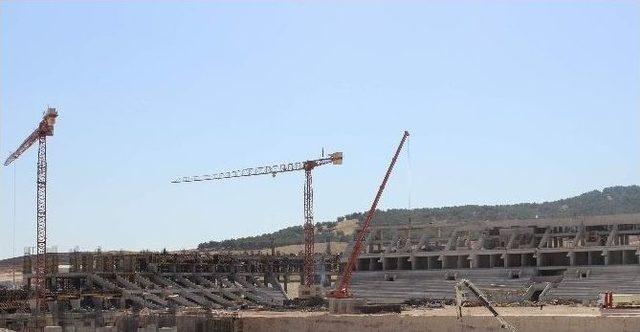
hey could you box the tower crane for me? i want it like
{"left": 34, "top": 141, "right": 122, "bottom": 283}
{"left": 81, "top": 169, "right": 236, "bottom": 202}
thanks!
{"left": 328, "top": 131, "right": 408, "bottom": 299}
{"left": 172, "top": 151, "right": 343, "bottom": 288}
{"left": 4, "top": 107, "right": 59, "bottom": 308}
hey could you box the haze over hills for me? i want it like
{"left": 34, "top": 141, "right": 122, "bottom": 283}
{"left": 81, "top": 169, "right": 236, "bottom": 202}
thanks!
{"left": 198, "top": 185, "right": 640, "bottom": 251}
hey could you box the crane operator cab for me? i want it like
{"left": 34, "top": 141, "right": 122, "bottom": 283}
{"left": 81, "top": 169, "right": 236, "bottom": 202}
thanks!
{"left": 40, "top": 107, "right": 58, "bottom": 136}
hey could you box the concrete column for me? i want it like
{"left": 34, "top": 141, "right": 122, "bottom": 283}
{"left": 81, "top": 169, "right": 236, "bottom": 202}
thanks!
{"left": 426, "top": 256, "right": 432, "bottom": 270}
{"left": 489, "top": 254, "right": 496, "bottom": 268}
{"left": 283, "top": 273, "right": 288, "bottom": 293}
{"left": 369, "top": 258, "right": 376, "bottom": 271}
{"left": 474, "top": 234, "right": 486, "bottom": 250}
{"left": 536, "top": 251, "right": 542, "bottom": 267}
{"left": 506, "top": 230, "right": 519, "bottom": 249}
{"left": 382, "top": 256, "right": 388, "bottom": 270}
{"left": 587, "top": 251, "right": 593, "bottom": 265}
{"left": 365, "top": 232, "right": 374, "bottom": 254}
{"left": 568, "top": 252, "right": 575, "bottom": 266}
{"left": 574, "top": 226, "right": 585, "bottom": 247}
{"left": 470, "top": 255, "right": 478, "bottom": 268}
{"left": 416, "top": 233, "right": 428, "bottom": 251}
{"left": 603, "top": 250, "right": 610, "bottom": 266}
{"left": 502, "top": 254, "right": 508, "bottom": 268}
{"left": 385, "top": 230, "right": 399, "bottom": 254}
{"left": 538, "top": 227, "right": 551, "bottom": 249}
{"left": 445, "top": 230, "right": 458, "bottom": 250}
{"left": 520, "top": 254, "right": 527, "bottom": 267}
{"left": 606, "top": 226, "right": 618, "bottom": 246}
{"left": 622, "top": 250, "right": 627, "bottom": 265}
{"left": 410, "top": 255, "right": 417, "bottom": 270}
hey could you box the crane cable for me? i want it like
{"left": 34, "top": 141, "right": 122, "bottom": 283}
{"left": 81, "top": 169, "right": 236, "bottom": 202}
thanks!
{"left": 12, "top": 165, "right": 17, "bottom": 286}
{"left": 406, "top": 135, "right": 413, "bottom": 243}
{"left": 407, "top": 134, "right": 412, "bottom": 211}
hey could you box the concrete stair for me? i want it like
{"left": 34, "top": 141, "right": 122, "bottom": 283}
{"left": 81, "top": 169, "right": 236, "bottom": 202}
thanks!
{"left": 86, "top": 274, "right": 120, "bottom": 291}
{"left": 116, "top": 275, "right": 142, "bottom": 290}
{"left": 220, "top": 289, "right": 243, "bottom": 302}
{"left": 200, "top": 290, "right": 234, "bottom": 307}
{"left": 167, "top": 294, "right": 197, "bottom": 307}
{"left": 543, "top": 266, "right": 640, "bottom": 301}
{"left": 134, "top": 274, "right": 157, "bottom": 289}
{"left": 152, "top": 275, "right": 182, "bottom": 288}
{"left": 180, "top": 291, "right": 213, "bottom": 308}
{"left": 142, "top": 292, "right": 168, "bottom": 307}
{"left": 349, "top": 270, "right": 533, "bottom": 304}
{"left": 175, "top": 276, "right": 201, "bottom": 289}
{"left": 123, "top": 294, "right": 160, "bottom": 309}
{"left": 193, "top": 275, "right": 216, "bottom": 288}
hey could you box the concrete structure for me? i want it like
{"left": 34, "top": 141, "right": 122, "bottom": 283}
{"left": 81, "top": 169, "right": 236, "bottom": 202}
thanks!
{"left": 344, "top": 213, "right": 640, "bottom": 303}
{"left": 13, "top": 251, "right": 319, "bottom": 313}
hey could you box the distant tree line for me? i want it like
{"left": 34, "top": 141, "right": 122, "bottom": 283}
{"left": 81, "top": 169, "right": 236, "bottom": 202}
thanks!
{"left": 198, "top": 185, "right": 640, "bottom": 251}
{"left": 197, "top": 220, "right": 352, "bottom": 251}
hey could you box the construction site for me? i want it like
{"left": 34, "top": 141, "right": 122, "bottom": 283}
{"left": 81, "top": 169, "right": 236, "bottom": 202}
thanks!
{"left": 2, "top": 2, "right": 639, "bottom": 332}
{"left": 1, "top": 113, "right": 640, "bottom": 332}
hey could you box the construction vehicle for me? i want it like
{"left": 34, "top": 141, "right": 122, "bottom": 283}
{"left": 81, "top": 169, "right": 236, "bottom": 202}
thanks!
{"left": 4, "top": 107, "right": 59, "bottom": 311}
{"left": 328, "top": 131, "right": 409, "bottom": 300}
{"left": 455, "top": 279, "right": 518, "bottom": 331}
{"left": 172, "top": 151, "right": 343, "bottom": 294}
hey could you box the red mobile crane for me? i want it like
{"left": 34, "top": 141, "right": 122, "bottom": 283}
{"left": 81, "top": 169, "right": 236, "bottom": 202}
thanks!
{"left": 172, "top": 152, "right": 343, "bottom": 288}
{"left": 4, "top": 107, "right": 59, "bottom": 309}
{"left": 328, "top": 131, "right": 409, "bottom": 299}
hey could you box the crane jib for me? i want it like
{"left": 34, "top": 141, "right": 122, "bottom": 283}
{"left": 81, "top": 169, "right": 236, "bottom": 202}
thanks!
{"left": 173, "top": 161, "right": 310, "bottom": 183}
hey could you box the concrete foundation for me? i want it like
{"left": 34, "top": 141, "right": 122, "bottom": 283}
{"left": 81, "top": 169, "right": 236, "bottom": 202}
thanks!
{"left": 328, "top": 298, "right": 363, "bottom": 314}
{"left": 298, "top": 285, "right": 323, "bottom": 299}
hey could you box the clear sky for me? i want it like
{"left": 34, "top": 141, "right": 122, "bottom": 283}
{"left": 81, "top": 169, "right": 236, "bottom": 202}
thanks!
{"left": 1, "top": 1, "right": 638, "bottom": 259}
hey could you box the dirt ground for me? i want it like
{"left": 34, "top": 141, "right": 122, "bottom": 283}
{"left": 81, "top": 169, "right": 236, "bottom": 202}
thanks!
{"left": 237, "top": 306, "right": 640, "bottom": 332}
{"left": 239, "top": 305, "right": 602, "bottom": 318}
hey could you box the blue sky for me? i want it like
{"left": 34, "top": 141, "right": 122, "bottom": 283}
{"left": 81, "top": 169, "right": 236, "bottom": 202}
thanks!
{"left": 1, "top": 1, "right": 638, "bottom": 259}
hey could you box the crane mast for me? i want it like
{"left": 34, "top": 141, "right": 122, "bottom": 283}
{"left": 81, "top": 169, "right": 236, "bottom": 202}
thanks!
{"left": 328, "top": 131, "right": 408, "bottom": 298}
{"left": 172, "top": 152, "right": 343, "bottom": 288}
{"left": 4, "top": 107, "right": 58, "bottom": 311}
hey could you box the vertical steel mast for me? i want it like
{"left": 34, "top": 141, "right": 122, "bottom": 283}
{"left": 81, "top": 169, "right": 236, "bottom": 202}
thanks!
{"left": 35, "top": 135, "right": 48, "bottom": 302}
{"left": 303, "top": 167, "right": 315, "bottom": 286}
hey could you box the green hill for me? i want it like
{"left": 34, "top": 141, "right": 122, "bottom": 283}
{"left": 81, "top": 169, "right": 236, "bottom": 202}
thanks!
{"left": 198, "top": 185, "right": 640, "bottom": 251}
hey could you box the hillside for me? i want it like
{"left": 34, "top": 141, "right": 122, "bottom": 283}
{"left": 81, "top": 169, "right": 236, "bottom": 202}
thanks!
{"left": 198, "top": 185, "right": 640, "bottom": 251}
